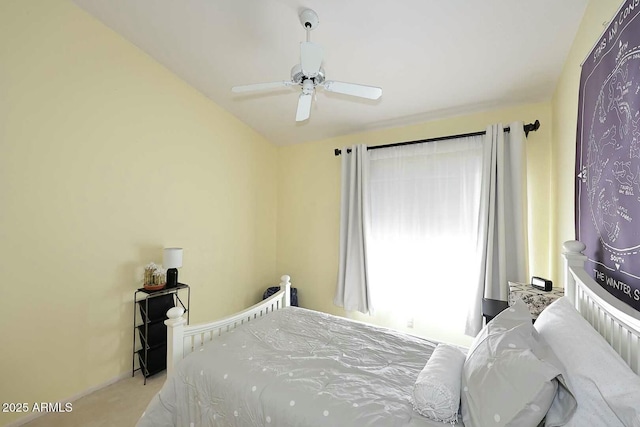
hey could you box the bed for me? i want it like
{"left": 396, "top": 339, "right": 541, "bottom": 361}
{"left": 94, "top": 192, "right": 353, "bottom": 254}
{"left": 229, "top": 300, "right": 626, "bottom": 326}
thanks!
{"left": 137, "top": 241, "right": 640, "bottom": 427}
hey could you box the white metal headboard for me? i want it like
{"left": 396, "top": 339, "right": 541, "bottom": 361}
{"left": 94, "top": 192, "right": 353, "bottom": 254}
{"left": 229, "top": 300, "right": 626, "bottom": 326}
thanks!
{"left": 164, "top": 275, "right": 292, "bottom": 377}
{"left": 563, "top": 241, "right": 640, "bottom": 374}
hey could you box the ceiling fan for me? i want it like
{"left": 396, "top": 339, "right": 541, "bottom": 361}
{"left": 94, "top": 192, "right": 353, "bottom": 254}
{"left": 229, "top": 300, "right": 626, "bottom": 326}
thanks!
{"left": 231, "top": 9, "right": 382, "bottom": 122}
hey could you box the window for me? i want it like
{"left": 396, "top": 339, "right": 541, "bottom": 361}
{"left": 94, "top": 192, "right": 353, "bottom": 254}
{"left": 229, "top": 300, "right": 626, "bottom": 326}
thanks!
{"left": 367, "top": 136, "right": 484, "bottom": 336}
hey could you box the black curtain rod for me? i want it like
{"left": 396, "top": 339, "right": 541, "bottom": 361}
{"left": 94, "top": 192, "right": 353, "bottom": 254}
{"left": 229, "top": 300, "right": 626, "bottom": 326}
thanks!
{"left": 333, "top": 120, "right": 540, "bottom": 156}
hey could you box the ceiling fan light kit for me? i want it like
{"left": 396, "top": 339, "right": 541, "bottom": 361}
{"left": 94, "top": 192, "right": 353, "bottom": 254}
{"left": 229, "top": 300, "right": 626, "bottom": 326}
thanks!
{"left": 231, "top": 8, "right": 382, "bottom": 122}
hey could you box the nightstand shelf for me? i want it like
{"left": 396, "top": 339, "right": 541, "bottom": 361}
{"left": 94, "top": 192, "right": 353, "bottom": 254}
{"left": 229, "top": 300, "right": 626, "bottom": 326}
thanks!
{"left": 133, "top": 284, "right": 190, "bottom": 384}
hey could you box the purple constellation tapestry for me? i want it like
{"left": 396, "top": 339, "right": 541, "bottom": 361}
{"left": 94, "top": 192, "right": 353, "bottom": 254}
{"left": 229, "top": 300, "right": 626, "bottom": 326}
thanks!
{"left": 576, "top": 0, "right": 640, "bottom": 312}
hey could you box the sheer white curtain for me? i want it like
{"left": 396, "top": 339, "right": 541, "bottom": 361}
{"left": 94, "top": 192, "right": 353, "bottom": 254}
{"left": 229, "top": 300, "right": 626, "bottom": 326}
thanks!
{"left": 366, "top": 136, "right": 484, "bottom": 335}
{"left": 335, "top": 124, "right": 529, "bottom": 338}
{"left": 334, "top": 145, "right": 373, "bottom": 314}
{"left": 466, "top": 122, "right": 529, "bottom": 335}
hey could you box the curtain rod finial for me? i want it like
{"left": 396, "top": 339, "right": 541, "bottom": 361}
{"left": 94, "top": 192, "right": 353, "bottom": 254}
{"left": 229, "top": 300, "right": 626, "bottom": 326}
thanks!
{"left": 524, "top": 120, "right": 540, "bottom": 137}
{"left": 334, "top": 148, "right": 342, "bottom": 156}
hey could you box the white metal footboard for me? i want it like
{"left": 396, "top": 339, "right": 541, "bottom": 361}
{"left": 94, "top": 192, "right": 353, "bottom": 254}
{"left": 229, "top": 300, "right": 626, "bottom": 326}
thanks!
{"left": 563, "top": 241, "right": 640, "bottom": 374}
{"left": 164, "top": 275, "right": 292, "bottom": 376}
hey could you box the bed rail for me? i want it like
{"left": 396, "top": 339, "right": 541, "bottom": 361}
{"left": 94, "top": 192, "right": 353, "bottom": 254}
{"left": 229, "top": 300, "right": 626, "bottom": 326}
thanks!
{"left": 164, "top": 275, "right": 292, "bottom": 376}
{"left": 563, "top": 241, "right": 640, "bottom": 374}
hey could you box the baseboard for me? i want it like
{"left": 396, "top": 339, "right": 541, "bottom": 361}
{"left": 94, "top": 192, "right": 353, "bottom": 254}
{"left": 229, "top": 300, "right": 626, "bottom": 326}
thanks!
{"left": 4, "top": 371, "right": 131, "bottom": 427}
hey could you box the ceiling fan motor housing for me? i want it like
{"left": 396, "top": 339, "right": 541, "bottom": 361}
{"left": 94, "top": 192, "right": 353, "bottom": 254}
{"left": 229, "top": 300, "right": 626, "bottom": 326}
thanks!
{"left": 291, "top": 64, "right": 325, "bottom": 85}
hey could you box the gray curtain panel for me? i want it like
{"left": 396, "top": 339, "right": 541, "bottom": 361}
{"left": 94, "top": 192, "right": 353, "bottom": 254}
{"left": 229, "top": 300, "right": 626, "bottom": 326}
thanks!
{"left": 467, "top": 122, "right": 529, "bottom": 336}
{"left": 334, "top": 144, "right": 372, "bottom": 314}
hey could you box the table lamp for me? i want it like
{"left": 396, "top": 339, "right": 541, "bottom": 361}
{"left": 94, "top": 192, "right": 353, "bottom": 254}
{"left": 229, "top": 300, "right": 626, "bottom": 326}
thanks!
{"left": 163, "top": 248, "right": 183, "bottom": 288}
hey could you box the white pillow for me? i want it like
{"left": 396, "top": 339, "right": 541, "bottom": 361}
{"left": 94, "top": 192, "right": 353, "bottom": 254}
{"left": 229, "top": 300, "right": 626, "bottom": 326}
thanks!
{"left": 535, "top": 297, "right": 640, "bottom": 427}
{"left": 461, "top": 300, "right": 567, "bottom": 427}
{"left": 412, "top": 344, "right": 466, "bottom": 423}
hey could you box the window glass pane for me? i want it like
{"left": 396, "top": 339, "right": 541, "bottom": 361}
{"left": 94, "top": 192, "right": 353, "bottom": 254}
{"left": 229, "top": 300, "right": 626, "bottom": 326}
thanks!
{"left": 367, "top": 136, "right": 483, "bottom": 334}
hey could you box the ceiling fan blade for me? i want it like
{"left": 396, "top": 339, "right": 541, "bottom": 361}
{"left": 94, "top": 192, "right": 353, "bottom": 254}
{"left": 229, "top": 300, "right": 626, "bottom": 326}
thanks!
{"left": 300, "top": 42, "right": 323, "bottom": 78}
{"left": 296, "top": 93, "right": 313, "bottom": 122}
{"left": 322, "top": 81, "right": 382, "bottom": 100}
{"left": 231, "top": 81, "right": 292, "bottom": 93}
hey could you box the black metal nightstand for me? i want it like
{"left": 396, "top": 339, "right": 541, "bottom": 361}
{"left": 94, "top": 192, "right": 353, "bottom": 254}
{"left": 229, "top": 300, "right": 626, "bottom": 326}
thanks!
{"left": 133, "top": 283, "right": 190, "bottom": 384}
{"left": 482, "top": 298, "right": 509, "bottom": 324}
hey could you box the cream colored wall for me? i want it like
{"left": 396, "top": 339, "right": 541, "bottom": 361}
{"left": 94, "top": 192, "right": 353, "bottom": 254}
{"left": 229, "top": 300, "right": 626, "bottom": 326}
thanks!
{"left": 277, "top": 102, "right": 552, "bottom": 346}
{"left": 0, "top": 1, "right": 277, "bottom": 425}
{"left": 550, "top": 0, "right": 621, "bottom": 285}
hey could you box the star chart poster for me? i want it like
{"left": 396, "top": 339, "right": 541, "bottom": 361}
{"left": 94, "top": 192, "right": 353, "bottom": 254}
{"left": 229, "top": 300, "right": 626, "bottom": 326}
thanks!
{"left": 576, "top": 0, "right": 640, "bottom": 312}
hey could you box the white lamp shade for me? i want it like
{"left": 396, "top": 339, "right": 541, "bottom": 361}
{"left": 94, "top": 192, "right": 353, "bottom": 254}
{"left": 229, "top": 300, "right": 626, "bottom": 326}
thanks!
{"left": 163, "top": 248, "right": 183, "bottom": 269}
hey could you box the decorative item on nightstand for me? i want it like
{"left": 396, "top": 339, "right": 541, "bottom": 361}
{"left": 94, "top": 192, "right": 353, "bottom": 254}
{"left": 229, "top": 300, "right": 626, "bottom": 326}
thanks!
{"left": 163, "top": 248, "right": 183, "bottom": 289}
{"left": 143, "top": 262, "right": 166, "bottom": 291}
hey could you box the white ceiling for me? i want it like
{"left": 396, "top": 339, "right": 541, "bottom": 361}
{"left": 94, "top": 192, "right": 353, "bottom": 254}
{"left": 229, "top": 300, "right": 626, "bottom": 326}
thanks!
{"left": 73, "top": 0, "right": 589, "bottom": 146}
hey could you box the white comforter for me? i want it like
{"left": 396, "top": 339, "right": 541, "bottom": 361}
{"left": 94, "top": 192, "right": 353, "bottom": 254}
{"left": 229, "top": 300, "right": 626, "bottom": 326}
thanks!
{"left": 137, "top": 307, "right": 462, "bottom": 427}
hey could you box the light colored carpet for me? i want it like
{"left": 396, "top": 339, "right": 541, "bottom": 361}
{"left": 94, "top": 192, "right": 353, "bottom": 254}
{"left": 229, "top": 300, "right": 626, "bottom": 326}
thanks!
{"left": 20, "top": 373, "right": 165, "bottom": 427}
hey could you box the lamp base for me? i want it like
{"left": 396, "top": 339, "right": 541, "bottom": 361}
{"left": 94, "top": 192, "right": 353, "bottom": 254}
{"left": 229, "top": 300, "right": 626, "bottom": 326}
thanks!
{"left": 166, "top": 268, "right": 178, "bottom": 288}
